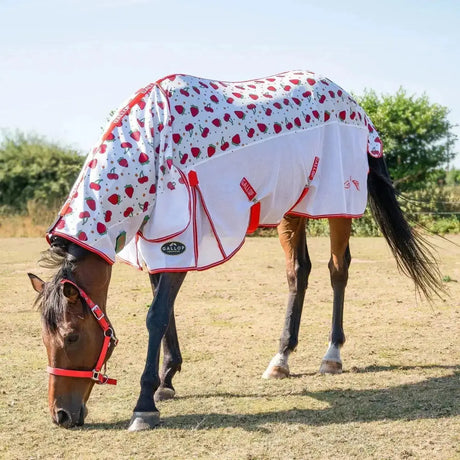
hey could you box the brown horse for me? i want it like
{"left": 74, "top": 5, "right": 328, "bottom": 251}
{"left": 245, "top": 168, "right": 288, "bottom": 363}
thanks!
{"left": 28, "top": 72, "right": 442, "bottom": 431}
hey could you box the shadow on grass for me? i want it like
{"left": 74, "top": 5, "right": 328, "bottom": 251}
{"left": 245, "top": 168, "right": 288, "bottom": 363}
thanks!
{"left": 84, "top": 367, "right": 459, "bottom": 431}
{"left": 348, "top": 364, "right": 459, "bottom": 374}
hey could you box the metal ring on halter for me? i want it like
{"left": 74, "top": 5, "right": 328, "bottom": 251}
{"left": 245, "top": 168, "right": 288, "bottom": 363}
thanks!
{"left": 105, "top": 328, "right": 114, "bottom": 338}
{"left": 105, "top": 328, "right": 119, "bottom": 346}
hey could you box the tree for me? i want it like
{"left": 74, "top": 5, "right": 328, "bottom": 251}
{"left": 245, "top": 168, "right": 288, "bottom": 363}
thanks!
{"left": 358, "top": 89, "right": 457, "bottom": 190}
{"left": 0, "top": 133, "right": 84, "bottom": 213}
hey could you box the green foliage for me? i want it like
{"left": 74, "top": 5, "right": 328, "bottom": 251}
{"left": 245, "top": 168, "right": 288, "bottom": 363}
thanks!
{"left": 446, "top": 168, "right": 460, "bottom": 186}
{"left": 398, "top": 185, "right": 460, "bottom": 235}
{"left": 351, "top": 207, "right": 381, "bottom": 236}
{"left": 357, "top": 89, "right": 457, "bottom": 191}
{"left": 0, "top": 133, "right": 84, "bottom": 213}
{"left": 398, "top": 184, "right": 459, "bottom": 216}
{"left": 305, "top": 218, "right": 329, "bottom": 237}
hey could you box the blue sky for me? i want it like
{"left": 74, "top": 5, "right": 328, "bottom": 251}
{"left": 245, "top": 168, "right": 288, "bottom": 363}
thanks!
{"left": 1, "top": 0, "right": 459, "bottom": 166}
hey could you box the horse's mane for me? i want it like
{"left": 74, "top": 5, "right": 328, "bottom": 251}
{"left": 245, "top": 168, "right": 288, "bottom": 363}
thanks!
{"left": 35, "top": 237, "right": 87, "bottom": 332}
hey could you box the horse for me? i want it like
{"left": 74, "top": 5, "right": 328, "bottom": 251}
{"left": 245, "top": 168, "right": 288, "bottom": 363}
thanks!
{"left": 28, "top": 70, "right": 442, "bottom": 431}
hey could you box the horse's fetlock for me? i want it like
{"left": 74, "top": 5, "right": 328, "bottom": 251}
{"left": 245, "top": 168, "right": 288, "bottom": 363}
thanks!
{"left": 330, "top": 330, "right": 346, "bottom": 346}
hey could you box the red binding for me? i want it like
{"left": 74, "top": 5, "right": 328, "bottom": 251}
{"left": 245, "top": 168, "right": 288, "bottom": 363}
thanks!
{"left": 46, "top": 279, "right": 118, "bottom": 385}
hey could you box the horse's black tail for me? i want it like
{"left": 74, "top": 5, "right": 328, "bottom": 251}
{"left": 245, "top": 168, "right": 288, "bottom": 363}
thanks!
{"left": 367, "top": 155, "right": 444, "bottom": 300}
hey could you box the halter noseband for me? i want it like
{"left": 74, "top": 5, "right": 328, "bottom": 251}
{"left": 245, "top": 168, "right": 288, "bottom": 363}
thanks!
{"left": 46, "top": 279, "right": 118, "bottom": 385}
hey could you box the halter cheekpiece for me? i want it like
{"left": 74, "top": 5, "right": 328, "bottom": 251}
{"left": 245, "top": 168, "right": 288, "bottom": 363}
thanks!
{"left": 46, "top": 279, "right": 118, "bottom": 385}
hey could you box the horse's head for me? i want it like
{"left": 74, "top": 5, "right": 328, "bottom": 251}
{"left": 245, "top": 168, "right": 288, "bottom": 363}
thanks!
{"left": 29, "top": 238, "right": 114, "bottom": 428}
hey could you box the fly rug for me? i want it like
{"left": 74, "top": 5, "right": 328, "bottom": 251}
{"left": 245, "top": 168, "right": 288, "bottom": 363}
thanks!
{"left": 50, "top": 70, "right": 382, "bottom": 270}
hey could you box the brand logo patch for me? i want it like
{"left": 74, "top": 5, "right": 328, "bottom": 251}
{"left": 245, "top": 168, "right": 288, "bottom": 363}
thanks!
{"left": 309, "top": 156, "right": 320, "bottom": 181}
{"left": 344, "top": 176, "right": 360, "bottom": 191}
{"left": 240, "top": 177, "right": 257, "bottom": 201}
{"left": 161, "top": 241, "right": 186, "bottom": 255}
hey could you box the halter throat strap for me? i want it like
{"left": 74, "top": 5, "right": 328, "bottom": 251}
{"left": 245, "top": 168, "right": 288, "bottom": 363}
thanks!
{"left": 46, "top": 279, "right": 118, "bottom": 385}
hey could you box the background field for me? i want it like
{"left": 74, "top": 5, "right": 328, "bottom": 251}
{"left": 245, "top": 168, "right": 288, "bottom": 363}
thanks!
{"left": 0, "top": 235, "right": 459, "bottom": 459}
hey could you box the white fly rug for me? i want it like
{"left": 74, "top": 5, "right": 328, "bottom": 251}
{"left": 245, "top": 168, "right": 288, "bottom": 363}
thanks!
{"left": 49, "top": 70, "right": 383, "bottom": 272}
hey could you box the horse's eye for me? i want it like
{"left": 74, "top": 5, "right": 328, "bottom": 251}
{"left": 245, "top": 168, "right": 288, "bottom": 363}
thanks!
{"left": 65, "top": 333, "right": 80, "bottom": 346}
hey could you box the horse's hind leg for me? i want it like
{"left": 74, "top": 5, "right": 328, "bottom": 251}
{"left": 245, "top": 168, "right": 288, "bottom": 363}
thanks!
{"left": 319, "top": 217, "right": 351, "bottom": 374}
{"left": 263, "top": 215, "right": 311, "bottom": 379}
{"left": 129, "top": 271, "right": 186, "bottom": 431}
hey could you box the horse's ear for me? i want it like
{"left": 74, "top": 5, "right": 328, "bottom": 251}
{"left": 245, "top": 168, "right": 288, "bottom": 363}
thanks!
{"left": 62, "top": 281, "right": 80, "bottom": 304}
{"left": 28, "top": 273, "right": 45, "bottom": 293}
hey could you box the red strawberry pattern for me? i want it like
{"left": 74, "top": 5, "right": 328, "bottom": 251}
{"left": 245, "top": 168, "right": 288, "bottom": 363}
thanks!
{"left": 170, "top": 67, "right": 388, "bottom": 168}
{"left": 50, "top": 70, "right": 382, "bottom": 268}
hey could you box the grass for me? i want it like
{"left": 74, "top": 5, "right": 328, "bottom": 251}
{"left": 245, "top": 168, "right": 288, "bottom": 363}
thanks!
{"left": 0, "top": 236, "right": 459, "bottom": 459}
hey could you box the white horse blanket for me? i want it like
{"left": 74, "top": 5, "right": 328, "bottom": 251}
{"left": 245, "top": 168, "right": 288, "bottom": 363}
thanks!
{"left": 49, "top": 70, "right": 382, "bottom": 272}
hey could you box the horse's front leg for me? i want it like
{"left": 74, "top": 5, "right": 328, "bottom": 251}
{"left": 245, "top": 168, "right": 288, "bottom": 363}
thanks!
{"left": 155, "top": 306, "right": 182, "bottom": 402}
{"left": 128, "top": 271, "right": 186, "bottom": 431}
{"left": 319, "top": 217, "right": 351, "bottom": 374}
{"left": 146, "top": 273, "right": 184, "bottom": 402}
{"left": 263, "top": 215, "right": 311, "bottom": 379}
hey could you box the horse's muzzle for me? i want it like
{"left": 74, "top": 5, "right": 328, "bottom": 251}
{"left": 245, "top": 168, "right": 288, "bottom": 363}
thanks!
{"left": 53, "top": 404, "right": 87, "bottom": 428}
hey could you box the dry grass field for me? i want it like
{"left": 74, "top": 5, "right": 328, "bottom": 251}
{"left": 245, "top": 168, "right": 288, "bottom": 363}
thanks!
{"left": 0, "top": 235, "right": 459, "bottom": 459}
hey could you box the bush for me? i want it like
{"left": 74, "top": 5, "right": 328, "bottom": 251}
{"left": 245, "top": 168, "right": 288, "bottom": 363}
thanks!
{"left": 0, "top": 132, "right": 84, "bottom": 213}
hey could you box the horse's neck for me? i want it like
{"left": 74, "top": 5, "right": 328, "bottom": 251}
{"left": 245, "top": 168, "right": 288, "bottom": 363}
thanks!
{"left": 73, "top": 251, "right": 112, "bottom": 312}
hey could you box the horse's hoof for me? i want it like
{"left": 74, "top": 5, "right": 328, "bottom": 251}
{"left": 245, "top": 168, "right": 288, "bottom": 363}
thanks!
{"left": 262, "top": 365, "right": 290, "bottom": 379}
{"left": 127, "top": 411, "right": 160, "bottom": 431}
{"left": 319, "top": 360, "right": 343, "bottom": 374}
{"left": 154, "top": 387, "right": 175, "bottom": 402}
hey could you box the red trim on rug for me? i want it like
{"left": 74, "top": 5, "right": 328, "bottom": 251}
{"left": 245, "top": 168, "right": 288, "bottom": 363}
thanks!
{"left": 287, "top": 211, "right": 364, "bottom": 219}
{"left": 102, "top": 83, "right": 155, "bottom": 143}
{"left": 155, "top": 74, "right": 186, "bottom": 86}
{"left": 287, "top": 187, "right": 310, "bottom": 213}
{"left": 48, "top": 232, "right": 115, "bottom": 265}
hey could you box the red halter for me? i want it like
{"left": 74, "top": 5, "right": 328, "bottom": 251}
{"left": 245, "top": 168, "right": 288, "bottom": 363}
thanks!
{"left": 46, "top": 279, "right": 118, "bottom": 385}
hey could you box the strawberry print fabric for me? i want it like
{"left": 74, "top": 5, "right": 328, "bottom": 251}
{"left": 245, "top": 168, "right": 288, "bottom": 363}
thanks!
{"left": 49, "top": 70, "right": 383, "bottom": 272}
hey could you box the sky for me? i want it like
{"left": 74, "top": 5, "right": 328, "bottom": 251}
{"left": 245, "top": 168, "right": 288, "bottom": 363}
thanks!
{"left": 1, "top": 0, "right": 459, "bottom": 166}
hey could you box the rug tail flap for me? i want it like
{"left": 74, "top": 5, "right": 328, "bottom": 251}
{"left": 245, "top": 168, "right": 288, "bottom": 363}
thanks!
{"left": 289, "top": 124, "right": 369, "bottom": 217}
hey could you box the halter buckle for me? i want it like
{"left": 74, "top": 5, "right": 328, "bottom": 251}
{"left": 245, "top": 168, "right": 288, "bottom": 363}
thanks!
{"left": 91, "top": 304, "right": 105, "bottom": 321}
{"left": 92, "top": 370, "right": 109, "bottom": 384}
